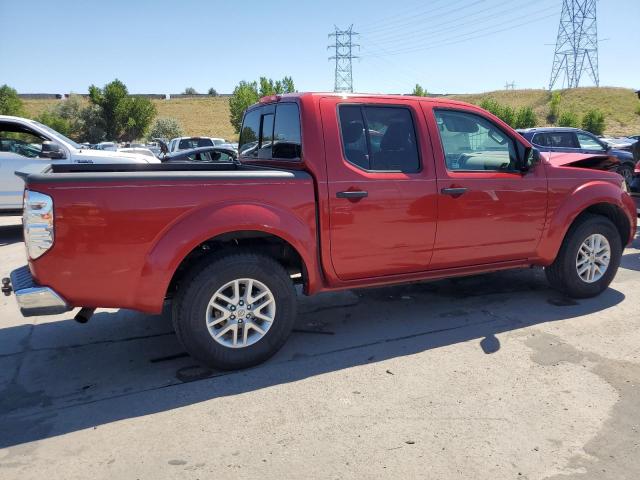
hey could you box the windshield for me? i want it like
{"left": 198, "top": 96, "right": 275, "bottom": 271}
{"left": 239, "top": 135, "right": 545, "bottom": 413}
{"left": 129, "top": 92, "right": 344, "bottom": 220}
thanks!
{"left": 32, "top": 121, "right": 82, "bottom": 149}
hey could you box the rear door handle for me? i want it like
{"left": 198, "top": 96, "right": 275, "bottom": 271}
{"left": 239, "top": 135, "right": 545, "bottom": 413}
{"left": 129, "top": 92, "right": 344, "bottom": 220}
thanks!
{"left": 336, "top": 190, "right": 368, "bottom": 199}
{"left": 441, "top": 187, "right": 468, "bottom": 196}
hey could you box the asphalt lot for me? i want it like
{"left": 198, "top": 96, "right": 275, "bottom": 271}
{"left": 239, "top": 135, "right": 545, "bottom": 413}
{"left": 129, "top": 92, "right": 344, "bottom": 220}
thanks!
{"left": 1, "top": 215, "right": 639, "bottom": 480}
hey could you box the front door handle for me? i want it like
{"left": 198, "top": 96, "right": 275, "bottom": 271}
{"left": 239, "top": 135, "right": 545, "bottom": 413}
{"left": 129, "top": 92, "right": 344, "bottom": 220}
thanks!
{"left": 337, "top": 190, "right": 368, "bottom": 199}
{"left": 441, "top": 187, "right": 468, "bottom": 197}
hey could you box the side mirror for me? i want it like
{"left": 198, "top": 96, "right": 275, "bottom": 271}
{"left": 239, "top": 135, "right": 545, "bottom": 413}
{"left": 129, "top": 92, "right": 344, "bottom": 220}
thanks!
{"left": 40, "top": 141, "right": 65, "bottom": 159}
{"left": 521, "top": 147, "right": 541, "bottom": 172}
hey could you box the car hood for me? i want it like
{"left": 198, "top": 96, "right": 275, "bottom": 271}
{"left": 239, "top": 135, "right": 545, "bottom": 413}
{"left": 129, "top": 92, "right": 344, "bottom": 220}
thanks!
{"left": 542, "top": 151, "right": 620, "bottom": 170}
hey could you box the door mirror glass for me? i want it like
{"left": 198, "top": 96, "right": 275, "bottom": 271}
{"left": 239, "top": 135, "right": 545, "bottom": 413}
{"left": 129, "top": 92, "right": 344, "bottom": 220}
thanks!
{"left": 523, "top": 147, "right": 541, "bottom": 171}
{"left": 40, "top": 141, "right": 65, "bottom": 159}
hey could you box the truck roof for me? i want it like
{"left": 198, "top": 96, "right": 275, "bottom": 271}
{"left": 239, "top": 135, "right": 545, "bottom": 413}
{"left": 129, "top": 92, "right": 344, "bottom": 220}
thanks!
{"left": 253, "top": 92, "right": 474, "bottom": 109}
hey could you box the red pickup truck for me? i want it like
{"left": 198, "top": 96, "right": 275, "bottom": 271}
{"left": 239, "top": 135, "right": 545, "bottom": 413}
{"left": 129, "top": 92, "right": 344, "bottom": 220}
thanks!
{"left": 4, "top": 93, "right": 636, "bottom": 370}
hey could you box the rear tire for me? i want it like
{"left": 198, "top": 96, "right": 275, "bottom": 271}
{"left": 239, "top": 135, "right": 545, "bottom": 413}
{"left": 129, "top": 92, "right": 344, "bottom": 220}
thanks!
{"left": 545, "top": 214, "right": 622, "bottom": 298}
{"left": 173, "top": 252, "right": 296, "bottom": 370}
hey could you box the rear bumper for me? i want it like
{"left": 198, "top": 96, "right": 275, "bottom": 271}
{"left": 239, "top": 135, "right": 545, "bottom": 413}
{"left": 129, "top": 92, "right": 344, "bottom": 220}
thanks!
{"left": 9, "top": 266, "right": 70, "bottom": 317}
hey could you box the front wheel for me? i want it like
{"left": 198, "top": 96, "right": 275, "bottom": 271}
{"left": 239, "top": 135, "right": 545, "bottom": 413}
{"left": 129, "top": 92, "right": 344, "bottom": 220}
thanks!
{"left": 173, "top": 252, "right": 297, "bottom": 370}
{"left": 545, "top": 214, "right": 622, "bottom": 298}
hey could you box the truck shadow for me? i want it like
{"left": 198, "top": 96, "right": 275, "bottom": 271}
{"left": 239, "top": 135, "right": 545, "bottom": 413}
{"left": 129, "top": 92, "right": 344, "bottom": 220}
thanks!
{"left": 0, "top": 224, "right": 22, "bottom": 247}
{"left": 0, "top": 268, "right": 627, "bottom": 449}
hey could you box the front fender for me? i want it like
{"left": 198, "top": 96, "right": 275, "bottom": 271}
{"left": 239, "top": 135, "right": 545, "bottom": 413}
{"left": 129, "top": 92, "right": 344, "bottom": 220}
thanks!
{"left": 133, "top": 201, "right": 319, "bottom": 312}
{"left": 537, "top": 180, "right": 636, "bottom": 264}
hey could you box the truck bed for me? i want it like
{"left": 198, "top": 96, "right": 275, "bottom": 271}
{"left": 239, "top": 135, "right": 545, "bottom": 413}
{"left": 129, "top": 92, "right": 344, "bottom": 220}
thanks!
{"left": 23, "top": 162, "right": 317, "bottom": 313}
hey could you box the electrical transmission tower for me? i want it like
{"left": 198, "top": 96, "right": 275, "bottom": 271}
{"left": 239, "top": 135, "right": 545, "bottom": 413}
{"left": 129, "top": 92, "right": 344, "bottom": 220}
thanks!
{"left": 328, "top": 25, "right": 359, "bottom": 93}
{"left": 549, "top": 0, "right": 599, "bottom": 90}
{"left": 505, "top": 81, "right": 516, "bottom": 90}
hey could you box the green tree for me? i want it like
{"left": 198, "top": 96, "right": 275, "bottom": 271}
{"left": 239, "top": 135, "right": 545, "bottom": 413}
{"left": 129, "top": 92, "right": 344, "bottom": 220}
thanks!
{"left": 148, "top": 117, "right": 183, "bottom": 140}
{"left": 184, "top": 87, "right": 198, "bottom": 95}
{"left": 229, "top": 77, "right": 296, "bottom": 133}
{"left": 208, "top": 88, "right": 218, "bottom": 96}
{"left": 547, "top": 91, "right": 561, "bottom": 124}
{"left": 281, "top": 76, "right": 296, "bottom": 93}
{"left": 515, "top": 106, "right": 537, "bottom": 129}
{"left": 558, "top": 111, "right": 580, "bottom": 128}
{"left": 88, "top": 79, "right": 129, "bottom": 139}
{"left": 411, "top": 84, "right": 427, "bottom": 96}
{"left": 35, "top": 111, "right": 72, "bottom": 136}
{"left": 88, "top": 80, "right": 156, "bottom": 141}
{"left": 229, "top": 81, "right": 259, "bottom": 133}
{"left": 581, "top": 108, "right": 606, "bottom": 135}
{"left": 80, "top": 105, "right": 107, "bottom": 143}
{"left": 0, "top": 84, "right": 25, "bottom": 116}
{"left": 116, "top": 96, "right": 157, "bottom": 141}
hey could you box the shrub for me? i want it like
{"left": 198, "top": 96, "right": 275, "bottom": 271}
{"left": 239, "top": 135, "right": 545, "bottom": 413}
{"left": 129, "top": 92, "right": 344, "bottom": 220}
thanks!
{"left": 581, "top": 109, "right": 606, "bottom": 135}
{"left": 515, "top": 106, "right": 537, "bottom": 129}
{"left": 35, "top": 111, "right": 72, "bottom": 136}
{"left": 479, "top": 99, "right": 516, "bottom": 127}
{"left": 558, "top": 111, "right": 580, "bottom": 128}
{"left": 148, "top": 117, "right": 183, "bottom": 140}
{"left": 0, "top": 84, "right": 24, "bottom": 116}
{"left": 547, "top": 91, "right": 561, "bottom": 124}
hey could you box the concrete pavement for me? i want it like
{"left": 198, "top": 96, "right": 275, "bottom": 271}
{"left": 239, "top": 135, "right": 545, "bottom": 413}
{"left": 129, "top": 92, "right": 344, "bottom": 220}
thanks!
{"left": 1, "top": 215, "right": 639, "bottom": 479}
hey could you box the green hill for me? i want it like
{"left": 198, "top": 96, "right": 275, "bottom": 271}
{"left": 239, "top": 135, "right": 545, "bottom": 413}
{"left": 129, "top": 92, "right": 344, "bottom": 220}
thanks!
{"left": 447, "top": 87, "right": 640, "bottom": 136}
{"left": 22, "top": 87, "right": 640, "bottom": 139}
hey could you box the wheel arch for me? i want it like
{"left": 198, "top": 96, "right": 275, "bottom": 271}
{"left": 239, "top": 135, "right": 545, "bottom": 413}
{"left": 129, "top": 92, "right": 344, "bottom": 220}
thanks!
{"left": 538, "top": 181, "right": 634, "bottom": 264}
{"left": 132, "top": 202, "right": 321, "bottom": 313}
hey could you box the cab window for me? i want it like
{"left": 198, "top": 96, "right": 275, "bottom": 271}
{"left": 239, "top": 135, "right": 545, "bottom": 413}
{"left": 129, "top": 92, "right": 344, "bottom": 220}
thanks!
{"left": 338, "top": 105, "right": 420, "bottom": 173}
{"left": 239, "top": 103, "right": 302, "bottom": 161}
{"left": 0, "top": 122, "right": 47, "bottom": 158}
{"left": 434, "top": 109, "right": 517, "bottom": 171}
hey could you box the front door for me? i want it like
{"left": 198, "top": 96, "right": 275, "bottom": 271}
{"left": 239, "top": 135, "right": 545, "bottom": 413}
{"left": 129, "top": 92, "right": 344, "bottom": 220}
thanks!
{"left": 0, "top": 123, "right": 55, "bottom": 210}
{"left": 424, "top": 106, "right": 548, "bottom": 269}
{"left": 321, "top": 98, "right": 438, "bottom": 281}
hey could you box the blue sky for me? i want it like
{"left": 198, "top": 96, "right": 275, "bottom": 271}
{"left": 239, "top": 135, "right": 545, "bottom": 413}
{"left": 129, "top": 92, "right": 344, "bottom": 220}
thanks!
{"left": 1, "top": 0, "right": 637, "bottom": 94}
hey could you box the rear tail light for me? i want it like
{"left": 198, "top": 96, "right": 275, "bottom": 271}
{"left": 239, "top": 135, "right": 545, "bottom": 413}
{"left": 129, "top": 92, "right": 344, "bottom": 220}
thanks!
{"left": 23, "top": 190, "right": 54, "bottom": 259}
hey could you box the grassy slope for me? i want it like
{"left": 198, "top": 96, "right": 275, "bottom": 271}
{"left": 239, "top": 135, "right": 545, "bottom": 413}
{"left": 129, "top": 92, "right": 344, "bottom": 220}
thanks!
{"left": 23, "top": 96, "right": 236, "bottom": 141}
{"left": 22, "top": 87, "right": 640, "bottom": 139}
{"left": 448, "top": 87, "right": 640, "bottom": 136}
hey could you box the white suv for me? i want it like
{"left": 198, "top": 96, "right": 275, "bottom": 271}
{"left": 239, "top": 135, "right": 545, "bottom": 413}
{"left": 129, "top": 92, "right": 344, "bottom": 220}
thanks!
{"left": 0, "top": 115, "right": 158, "bottom": 213}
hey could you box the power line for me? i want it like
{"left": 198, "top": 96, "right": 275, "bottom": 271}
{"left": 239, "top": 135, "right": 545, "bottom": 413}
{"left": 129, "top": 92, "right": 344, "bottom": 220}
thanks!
{"left": 361, "top": 10, "right": 559, "bottom": 58}
{"left": 328, "top": 25, "right": 360, "bottom": 93}
{"left": 360, "top": 0, "right": 449, "bottom": 31}
{"left": 549, "top": 0, "right": 599, "bottom": 89}
{"left": 363, "top": 0, "right": 550, "bottom": 46}
{"left": 361, "top": 0, "right": 482, "bottom": 36}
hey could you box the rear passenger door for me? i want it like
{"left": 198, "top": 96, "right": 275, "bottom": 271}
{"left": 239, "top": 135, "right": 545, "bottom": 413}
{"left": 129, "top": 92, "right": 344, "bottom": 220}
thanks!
{"left": 321, "top": 99, "right": 438, "bottom": 281}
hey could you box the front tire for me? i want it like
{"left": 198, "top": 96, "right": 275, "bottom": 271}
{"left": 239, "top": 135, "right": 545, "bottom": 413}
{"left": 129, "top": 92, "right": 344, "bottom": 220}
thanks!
{"left": 173, "top": 252, "right": 297, "bottom": 370}
{"left": 545, "top": 214, "right": 622, "bottom": 298}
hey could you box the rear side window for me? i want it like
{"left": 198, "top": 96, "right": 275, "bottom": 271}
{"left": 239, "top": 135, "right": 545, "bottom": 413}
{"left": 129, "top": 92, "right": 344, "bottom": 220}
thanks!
{"left": 338, "top": 105, "right": 420, "bottom": 173}
{"left": 533, "top": 132, "right": 578, "bottom": 148}
{"left": 273, "top": 103, "right": 301, "bottom": 159}
{"left": 239, "top": 103, "right": 301, "bottom": 160}
{"left": 179, "top": 138, "right": 213, "bottom": 149}
{"left": 239, "top": 109, "right": 260, "bottom": 158}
